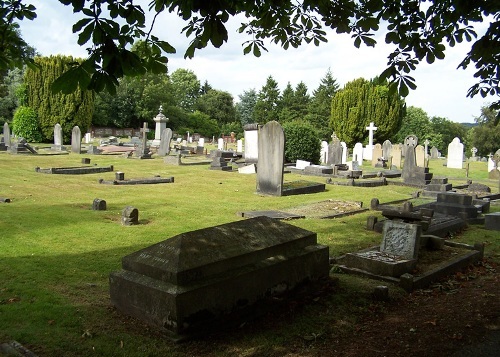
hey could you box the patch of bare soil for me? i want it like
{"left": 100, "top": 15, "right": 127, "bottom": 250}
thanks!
{"left": 284, "top": 199, "right": 363, "bottom": 218}
{"left": 318, "top": 261, "right": 500, "bottom": 357}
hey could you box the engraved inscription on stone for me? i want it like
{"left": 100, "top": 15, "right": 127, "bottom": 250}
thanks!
{"left": 380, "top": 221, "right": 420, "bottom": 260}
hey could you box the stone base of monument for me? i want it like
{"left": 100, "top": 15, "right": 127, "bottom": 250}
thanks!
{"left": 342, "top": 250, "right": 417, "bottom": 277}
{"left": 35, "top": 165, "right": 114, "bottom": 174}
{"left": 281, "top": 180, "right": 326, "bottom": 196}
{"left": 109, "top": 216, "right": 330, "bottom": 339}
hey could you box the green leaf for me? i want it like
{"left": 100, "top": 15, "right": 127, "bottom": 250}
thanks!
{"left": 77, "top": 23, "right": 94, "bottom": 45}
{"left": 73, "top": 18, "right": 91, "bottom": 33}
{"left": 253, "top": 44, "right": 262, "bottom": 57}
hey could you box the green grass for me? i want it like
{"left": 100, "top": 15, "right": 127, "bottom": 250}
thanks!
{"left": 0, "top": 152, "right": 498, "bottom": 356}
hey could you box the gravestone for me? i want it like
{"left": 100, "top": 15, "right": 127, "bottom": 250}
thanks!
{"left": 447, "top": 137, "right": 464, "bottom": 169}
{"left": 3, "top": 122, "right": 11, "bottom": 147}
{"left": 371, "top": 144, "right": 383, "bottom": 167}
{"left": 236, "top": 139, "right": 243, "bottom": 153}
{"left": 403, "top": 135, "right": 418, "bottom": 157}
{"left": 353, "top": 142, "right": 364, "bottom": 166}
{"left": 423, "top": 139, "right": 430, "bottom": 159}
{"left": 92, "top": 198, "right": 107, "bottom": 211}
{"left": 244, "top": 123, "right": 259, "bottom": 163}
{"left": 84, "top": 132, "right": 92, "bottom": 144}
{"left": 415, "top": 145, "right": 425, "bottom": 167}
{"left": 341, "top": 142, "right": 347, "bottom": 164}
{"left": 320, "top": 141, "right": 328, "bottom": 164}
{"left": 430, "top": 146, "right": 439, "bottom": 159}
{"left": 470, "top": 147, "right": 478, "bottom": 161}
{"left": 51, "top": 123, "right": 66, "bottom": 151}
{"left": 391, "top": 144, "right": 402, "bottom": 169}
{"left": 382, "top": 140, "right": 392, "bottom": 160}
{"left": 295, "top": 159, "right": 311, "bottom": 170}
{"left": 198, "top": 137, "right": 205, "bottom": 147}
{"left": 402, "top": 144, "right": 432, "bottom": 185}
{"left": 109, "top": 216, "right": 329, "bottom": 338}
{"left": 256, "top": 121, "right": 285, "bottom": 196}
{"left": 380, "top": 221, "right": 421, "bottom": 260}
{"left": 134, "top": 122, "right": 151, "bottom": 159}
{"left": 364, "top": 122, "right": 377, "bottom": 160}
{"left": 327, "top": 138, "right": 342, "bottom": 166}
{"left": 121, "top": 206, "right": 139, "bottom": 225}
{"left": 157, "top": 128, "right": 173, "bottom": 156}
{"left": 152, "top": 106, "right": 169, "bottom": 147}
{"left": 71, "top": 126, "right": 81, "bottom": 154}
{"left": 217, "top": 138, "right": 224, "bottom": 151}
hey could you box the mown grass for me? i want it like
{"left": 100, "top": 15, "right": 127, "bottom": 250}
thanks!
{"left": 0, "top": 151, "right": 498, "bottom": 356}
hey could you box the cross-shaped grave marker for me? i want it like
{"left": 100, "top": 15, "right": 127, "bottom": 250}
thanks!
{"left": 471, "top": 147, "right": 478, "bottom": 158}
{"left": 365, "top": 122, "right": 377, "bottom": 147}
{"left": 137, "top": 122, "right": 151, "bottom": 158}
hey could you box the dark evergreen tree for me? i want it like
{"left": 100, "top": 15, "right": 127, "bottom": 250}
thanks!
{"left": 24, "top": 55, "right": 93, "bottom": 142}
{"left": 196, "top": 89, "right": 236, "bottom": 125}
{"left": 236, "top": 89, "right": 257, "bottom": 126}
{"left": 253, "top": 76, "right": 280, "bottom": 123}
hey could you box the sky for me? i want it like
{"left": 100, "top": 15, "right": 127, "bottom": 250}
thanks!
{"left": 19, "top": 1, "right": 495, "bottom": 124}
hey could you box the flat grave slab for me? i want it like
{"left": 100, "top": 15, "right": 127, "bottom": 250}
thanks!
{"left": 99, "top": 176, "right": 174, "bottom": 185}
{"left": 237, "top": 210, "right": 305, "bottom": 220}
{"left": 35, "top": 165, "right": 114, "bottom": 174}
{"left": 281, "top": 180, "right": 326, "bottom": 196}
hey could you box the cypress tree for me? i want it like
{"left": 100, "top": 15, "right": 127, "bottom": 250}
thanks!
{"left": 24, "top": 56, "right": 94, "bottom": 143}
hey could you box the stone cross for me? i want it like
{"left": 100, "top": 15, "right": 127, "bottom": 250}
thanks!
{"left": 471, "top": 147, "right": 478, "bottom": 158}
{"left": 138, "top": 122, "right": 151, "bottom": 157}
{"left": 424, "top": 139, "right": 430, "bottom": 158}
{"left": 365, "top": 122, "right": 377, "bottom": 147}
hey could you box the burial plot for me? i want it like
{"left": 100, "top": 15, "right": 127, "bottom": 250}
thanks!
{"left": 35, "top": 164, "right": 113, "bottom": 174}
{"left": 109, "top": 216, "right": 329, "bottom": 339}
{"left": 99, "top": 172, "right": 174, "bottom": 185}
{"left": 8, "top": 138, "right": 38, "bottom": 155}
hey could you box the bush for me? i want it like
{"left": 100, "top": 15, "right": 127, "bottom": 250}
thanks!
{"left": 12, "top": 106, "right": 42, "bottom": 142}
{"left": 282, "top": 120, "right": 321, "bottom": 164}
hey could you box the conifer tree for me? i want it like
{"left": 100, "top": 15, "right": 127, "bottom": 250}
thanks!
{"left": 24, "top": 56, "right": 93, "bottom": 142}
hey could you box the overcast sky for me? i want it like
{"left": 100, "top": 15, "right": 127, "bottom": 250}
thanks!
{"left": 19, "top": 1, "right": 494, "bottom": 124}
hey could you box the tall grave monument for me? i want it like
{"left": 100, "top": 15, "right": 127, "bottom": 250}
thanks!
{"left": 151, "top": 106, "right": 169, "bottom": 147}
{"left": 256, "top": 121, "right": 285, "bottom": 196}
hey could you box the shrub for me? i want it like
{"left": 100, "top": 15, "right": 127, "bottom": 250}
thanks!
{"left": 12, "top": 106, "right": 42, "bottom": 142}
{"left": 282, "top": 120, "right": 321, "bottom": 164}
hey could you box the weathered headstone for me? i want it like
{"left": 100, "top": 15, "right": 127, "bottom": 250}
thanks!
{"left": 353, "top": 142, "right": 364, "bottom": 166}
{"left": 380, "top": 221, "right": 421, "bottom": 260}
{"left": 382, "top": 140, "right": 392, "bottom": 160}
{"left": 121, "top": 206, "right": 139, "bottom": 225}
{"left": 3, "top": 122, "right": 11, "bottom": 147}
{"left": 135, "top": 122, "right": 151, "bottom": 159}
{"left": 447, "top": 137, "right": 464, "bottom": 169}
{"left": 256, "top": 121, "right": 285, "bottom": 196}
{"left": 430, "top": 146, "right": 439, "bottom": 159}
{"left": 470, "top": 147, "right": 478, "bottom": 161}
{"left": 391, "top": 144, "right": 402, "bottom": 169}
{"left": 341, "top": 142, "right": 347, "bottom": 164}
{"left": 327, "top": 139, "right": 342, "bottom": 166}
{"left": 371, "top": 144, "right": 383, "bottom": 167}
{"left": 415, "top": 145, "right": 425, "bottom": 167}
{"left": 152, "top": 106, "right": 168, "bottom": 147}
{"left": 109, "top": 216, "right": 329, "bottom": 338}
{"left": 402, "top": 144, "right": 432, "bottom": 185}
{"left": 403, "top": 135, "right": 418, "bottom": 157}
{"left": 320, "top": 141, "right": 328, "bottom": 164}
{"left": 423, "top": 139, "right": 430, "bottom": 159}
{"left": 71, "top": 126, "right": 81, "bottom": 154}
{"left": 51, "top": 123, "right": 66, "bottom": 151}
{"left": 157, "top": 128, "right": 173, "bottom": 156}
{"left": 92, "top": 198, "right": 107, "bottom": 211}
{"left": 244, "top": 123, "right": 259, "bottom": 163}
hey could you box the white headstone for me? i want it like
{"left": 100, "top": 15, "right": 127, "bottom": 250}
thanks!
{"left": 447, "top": 137, "right": 464, "bottom": 169}
{"left": 244, "top": 124, "right": 259, "bottom": 163}
{"left": 3, "top": 123, "right": 11, "bottom": 147}
{"left": 54, "top": 123, "right": 62, "bottom": 146}
{"left": 71, "top": 126, "right": 81, "bottom": 154}
{"left": 320, "top": 141, "right": 328, "bottom": 164}
{"left": 295, "top": 160, "right": 311, "bottom": 170}
{"left": 364, "top": 122, "right": 378, "bottom": 160}
{"left": 198, "top": 138, "right": 205, "bottom": 147}
{"left": 341, "top": 142, "right": 347, "bottom": 164}
{"left": 353, "top": 142, "right": 364, "bottom": 166}
{"left": 84, "top": 132, "right": 92, "bottom": 144}
{"left": 237, "top": 139, "right": 243, "bottom": 153}
{"left": 217, "top": 138, "right": 224, "bottom": 151}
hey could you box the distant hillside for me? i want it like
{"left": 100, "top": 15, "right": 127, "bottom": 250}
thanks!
{"left": 460, "top": 122, "right": 477, "bottom": 128}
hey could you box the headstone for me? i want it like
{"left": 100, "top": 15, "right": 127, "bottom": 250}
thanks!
{"left": 238, "top": 164, "right": 256, "bottom": 174}
{"left": 237, "top": 139, "right": 243, "bottom": 153}
{"left": 364, "top": 122, "right": 377, "bottom": 160}
{"left": 470, "top": 147, "right": 478, "bottom": 161}
{"left": 430, "top": 146, "right": 439, "bottom": 159}
{"left": 327, "top": 139, "right": 342, "bottom": 166}
{"left": 256, "top": 121, "right": 284, "bottom": 196}
{"left": 341, "top": 142, "right": 347, "bottom": 164}
{"left": 391, "top": 145, "right": 402, "bottom": 169}
{"left": 3, "top": 123, "right": 11, "bottom": 147}
{"left": 244, "top": 123, "right": 259, "bottom": 163}
{"left": 382, "top": 140, "right": 392, "bottom": 160}
{"left": 198, "top": 137, "right": 205, "bottom": 147}
{"left": 415, "top": 145, "right": 425, "bottom": 167}
{"left": 484, "top": 212, "right": 500, "bottom": 231}
{"left": 295, "top": 159, "right": 311, "bottom": 170}
{"left": 51, "top": 123, "right": 66, "bottom": 151}
{"left": 84, "top": 132, "right": 92, "bottom": 144}
{"left": 320, "top": 141, "right": 328, "bottom": 164}
{"left": 447, "top": 137, "right": 464, "bottom": 169}
{"left": 371, "top": 144, "right": 383, "bottom": 167}
{"left": 380, "top": 221, "right": 421, "bottom": 260}
{"left": 353, "top": 142, "right": 364, "bottom": 166}
{"left": 402, "top": 144, "right": 433, "bottom": 185}
{"left": 71, "top": 126, "right": 81, "bottom": 154}
{"left": 92, "top": 198, "right": 107, "bottom": 211}
{"left": 152, "top": 105, "right": 169, "bottom": 147}
{"left": 423, "top": 139, "right": 430, "bottom": 159}
{"left": 121, "top": 206, "right": 139, "bottom": 226}
{"left": 217, "top": 138, "right": 224, "bottom": 151}
{"left": 403, "top": 135, "right": 418, "bottom": 157}
{"left": 109, "top": 216, "right": 329, "bottom": 338}
{"left": 157, "top": 128, "right": 173, "bottom": 156}
{"left": 135, "top": 122, "right": 151, "bottom": 159}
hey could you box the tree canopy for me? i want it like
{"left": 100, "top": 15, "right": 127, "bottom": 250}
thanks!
{"left": 1, "top": 0, "right": 498, "bottom": 119}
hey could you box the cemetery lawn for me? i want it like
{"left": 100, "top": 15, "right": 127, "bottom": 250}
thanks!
{"left": 0, "top": 152, "right": 499, "bottom": 357}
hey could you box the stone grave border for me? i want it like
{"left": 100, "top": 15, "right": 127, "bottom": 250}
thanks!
{"left": 35, "top": 165, "right": 114, "bottom": 174}
{"left": 99, "top": 176, "right": 174, "bottom": 185}
{"left": 334, "top": 241, "right": 484, "bottom": 292}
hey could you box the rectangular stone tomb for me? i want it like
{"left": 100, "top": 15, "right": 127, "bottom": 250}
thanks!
{"left": 304, "top": 165, "right": 333, "bottom": 175}
{"left": 281, "top": 180, "right": 326, "bottom": 196}
{"left": 109, "top": 216, "right": 329, "bottom": 338}
{"left": 35, "top": 165, "right": 114, "bottom": 174}
{"left": 99, "top": 176, "right": 174, "bottom": 185}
